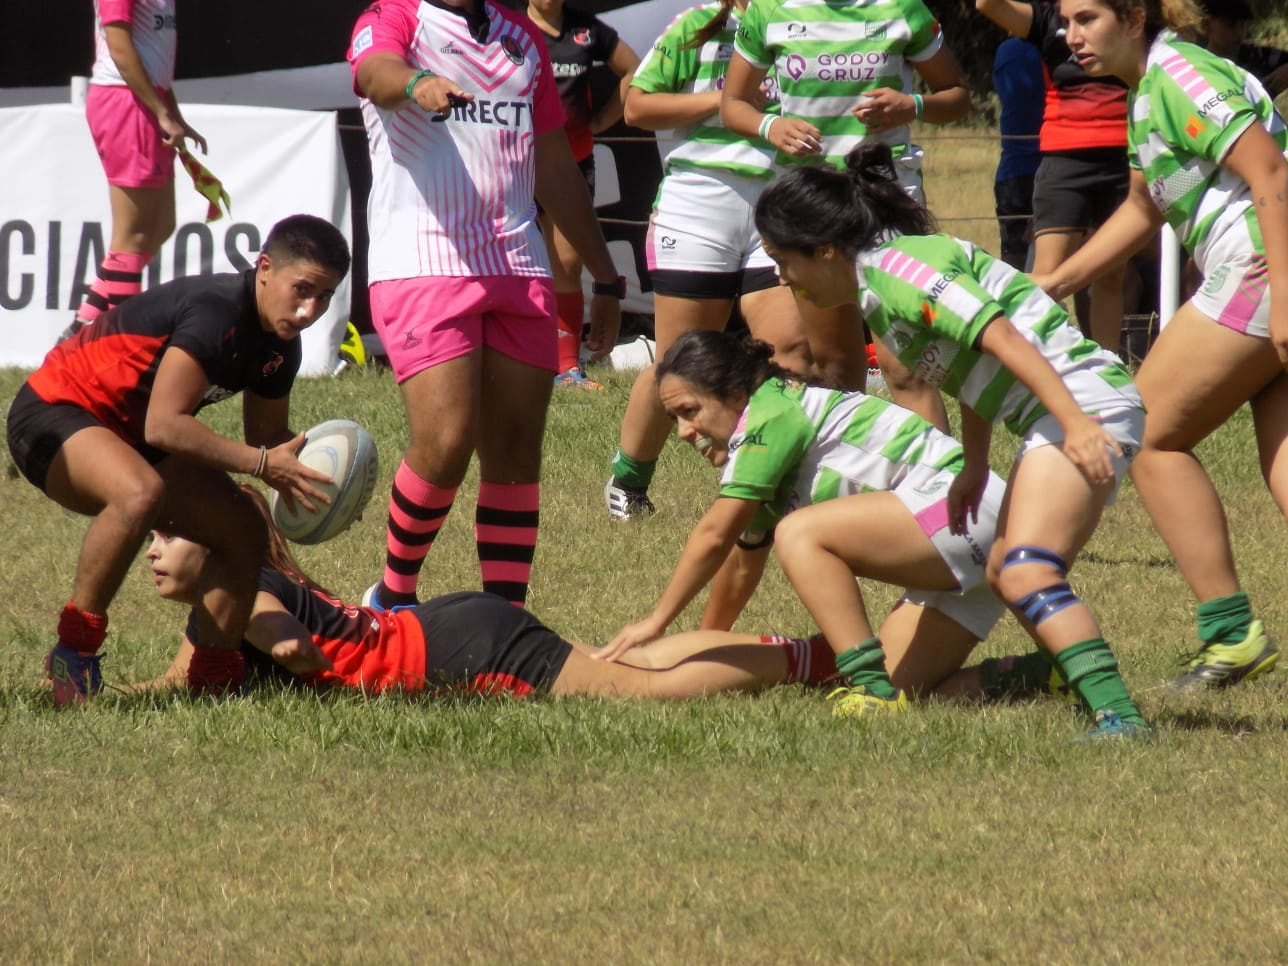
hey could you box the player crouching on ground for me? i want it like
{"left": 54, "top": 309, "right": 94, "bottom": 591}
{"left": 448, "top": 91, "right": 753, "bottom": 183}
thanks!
{"left": 6, "top": 214, "right": 350, "bottom": 705}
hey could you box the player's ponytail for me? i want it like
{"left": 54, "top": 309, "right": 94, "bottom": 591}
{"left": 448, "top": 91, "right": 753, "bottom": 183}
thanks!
{"left": 656, "top": 329, "right": 788, "bottom": 400}
{"left": 688, "top": 0, "right": 737, "bottom": 49}
{"left": 842, "top": 143, "right": 937, "bottom": 240}
{"left": 756, "top": 145, "right": 934, "bottom": 258}
{"left": 237, "top": 483, "right": 333, "bottom": 596}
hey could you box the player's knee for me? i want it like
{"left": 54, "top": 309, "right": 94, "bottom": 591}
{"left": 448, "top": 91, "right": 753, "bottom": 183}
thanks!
{"left": 993, "top": 546, "right": 1077, "bottom": 624}
{"left": 112, "top": 473, "right": 166, "bottom": 531}
{"left": 770, "top": 512, "right": 817, "bottom": 570}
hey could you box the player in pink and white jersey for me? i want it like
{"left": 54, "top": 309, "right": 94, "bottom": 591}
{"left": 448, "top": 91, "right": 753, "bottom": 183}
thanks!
{"left": 65, "top": 0, "right": 207, "bottom": 341}
{"left": 349, "top": 0, "right": 624, "bottom": 611}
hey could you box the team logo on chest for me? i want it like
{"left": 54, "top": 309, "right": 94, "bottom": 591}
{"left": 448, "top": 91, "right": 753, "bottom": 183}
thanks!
{"left": 262, "top": 352, "right": 284, "bottom": 378}
{"left": 572, "top": 28, "right": 591, "bottom": 46}
{"left": 501, "top": 36, "right": 525, "bottom": 65}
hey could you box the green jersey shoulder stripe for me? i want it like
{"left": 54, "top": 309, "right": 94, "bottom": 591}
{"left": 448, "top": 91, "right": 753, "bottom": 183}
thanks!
{"left": 859, "top": 234, "right": 1142, "bottom": 435}
{"left": 1129, "top": 35, "right": 1287, "bottom": 270}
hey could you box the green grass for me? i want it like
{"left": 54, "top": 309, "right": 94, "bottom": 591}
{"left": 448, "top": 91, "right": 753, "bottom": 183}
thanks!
{"left": 3, "top": 361, "right": 1288, "bottom": 963}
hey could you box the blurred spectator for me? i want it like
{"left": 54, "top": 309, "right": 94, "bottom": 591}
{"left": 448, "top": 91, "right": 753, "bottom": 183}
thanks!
{"left": 993, "top": 37, "right": 1044, "bottom": 269}
{"left": 975, "top": 0, "right": 1131, "bottom": 351}
{"left": 527, "top": 0, "right": 640, "bottom": 389}
{"left": 63, "top": 0, "right": 207, "bottom": 342}
{"left": 1201, "top": 0, "right": 1288, "bottom": 96}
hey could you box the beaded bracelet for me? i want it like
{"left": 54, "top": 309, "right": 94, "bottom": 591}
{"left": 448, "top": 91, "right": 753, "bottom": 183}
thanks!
{"left": 405, "top": 68, "right": 436, "bottom": 101}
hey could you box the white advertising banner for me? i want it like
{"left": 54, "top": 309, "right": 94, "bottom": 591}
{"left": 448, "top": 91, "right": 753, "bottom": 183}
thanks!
{"left": 0, "top": 103, "right": 352, "bottom": 374}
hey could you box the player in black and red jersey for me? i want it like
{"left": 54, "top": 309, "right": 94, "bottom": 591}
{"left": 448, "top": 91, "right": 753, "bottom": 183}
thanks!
{"left": 6, "top": 214, "right": 350, "bottom": 705}
{"left": 975, "top": 0, "right": 1134, "bottom": 351}
{"left": 142, "top": 486, "right": 839, "bottom": 698}
{"left": 525, "top": 0, "right": 640, "bottom": 387}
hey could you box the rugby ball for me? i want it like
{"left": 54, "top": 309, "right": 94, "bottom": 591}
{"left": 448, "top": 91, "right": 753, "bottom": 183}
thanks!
{"left": 270, "top": 419, "right": 379, "bottom": 545}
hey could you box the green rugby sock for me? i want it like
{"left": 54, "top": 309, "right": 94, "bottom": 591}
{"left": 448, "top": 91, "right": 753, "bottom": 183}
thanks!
{"left": 1196, "top": 591, "right": 1253, "bottom": 645}
{"left": 835, "top": 638, "right": 898, "bottom": 700}
{"left": 610, "top": 450, "right": 656, "bottom": 492}
{"left": 1054, "top": 639, "right": 1145, "bottom": 725}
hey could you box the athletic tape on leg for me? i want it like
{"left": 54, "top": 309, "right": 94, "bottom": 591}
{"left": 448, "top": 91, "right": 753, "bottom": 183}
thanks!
{"left": 1014, "top": 582, "right": 1080, "bottom": 626}
{"left": 1001, "top": 545, "right": 1069, "bottom": 576}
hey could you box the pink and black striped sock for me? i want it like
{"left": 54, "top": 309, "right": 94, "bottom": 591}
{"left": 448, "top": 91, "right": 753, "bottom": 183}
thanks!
{"left": 380, "top": 460, "right": 457, "bottom": 605}
{"left": 75, "top": 250, "right": 151, "bottom": 324}
{"left": 476, "top": 481, "right": 540, "bottom": 606}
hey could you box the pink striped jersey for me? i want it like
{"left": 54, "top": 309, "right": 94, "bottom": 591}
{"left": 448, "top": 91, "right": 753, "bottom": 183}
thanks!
{"left": 90, "top": 0, "right": 177, "bottom": 89}
{"left": 348, "top": 0, "right": 566, "bottom": 281}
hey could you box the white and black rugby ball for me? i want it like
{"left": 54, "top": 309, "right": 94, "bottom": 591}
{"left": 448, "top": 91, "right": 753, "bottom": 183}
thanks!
{"left": 270, "top": 419, "right": 379, "bottom": 545}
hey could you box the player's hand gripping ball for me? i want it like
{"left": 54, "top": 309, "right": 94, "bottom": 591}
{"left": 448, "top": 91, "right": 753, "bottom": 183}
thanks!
{"left": 270, "top": 419, "right": 379, "bottom": 544}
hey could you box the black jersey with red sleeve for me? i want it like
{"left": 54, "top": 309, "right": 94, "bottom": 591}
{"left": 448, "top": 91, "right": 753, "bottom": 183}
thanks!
{"left": 216, "top": 571, "right": 570, "bottom": 697}
{"left": 248, "top": 568, "right": 430, "bottom": 692}
{"left": 540, "top": 6, "right": 619, "bottom": 160}
{"left": 26, "top": 271, "right": 300, "bottom": 445}
{"left": 1026, "top": 1, "right": 1128, "bottom": 152}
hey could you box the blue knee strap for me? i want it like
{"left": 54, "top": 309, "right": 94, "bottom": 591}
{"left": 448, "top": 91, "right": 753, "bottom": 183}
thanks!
{"left": 1001, "top": 545, "right": 1069, "bottom": 577}
{"left": 1014, "top": 582, "right": 1079, "bottom": 626}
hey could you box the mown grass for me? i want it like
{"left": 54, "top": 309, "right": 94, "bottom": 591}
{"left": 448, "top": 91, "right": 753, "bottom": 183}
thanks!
{"left": 4, "top": 361, "right": 1287, "bottom": 963}
{"left": 4, "top": 142, "right": 1288, "bottom": 961}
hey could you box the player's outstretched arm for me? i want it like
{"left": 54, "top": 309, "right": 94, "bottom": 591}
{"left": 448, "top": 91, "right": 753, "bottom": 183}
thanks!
{"left": 599, "top": 497, "right": 760, "bottom": 660}
{"left": 701, "top": 541, "right": 772, "bottom": 631}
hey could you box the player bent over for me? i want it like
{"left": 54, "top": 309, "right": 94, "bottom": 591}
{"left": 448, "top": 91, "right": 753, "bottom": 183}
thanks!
{"left": 5, "top": 214, "right": 350, "bottom": 704}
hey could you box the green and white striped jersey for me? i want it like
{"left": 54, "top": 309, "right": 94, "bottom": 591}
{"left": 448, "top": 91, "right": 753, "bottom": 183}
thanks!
{"left": 733, "top": 0, "right": 942, "bottom": 169}
{"left": 856, "top": 234, "right": 1141, "bottom": 436}
{"left": 1130, "top": 34, "right": 1288, "bottom": 270}
{"left": 631, "top": 4, "right": 778, "bottom": 179}
{"left": 720, "top": 378, "right": 964, "bottom": 531}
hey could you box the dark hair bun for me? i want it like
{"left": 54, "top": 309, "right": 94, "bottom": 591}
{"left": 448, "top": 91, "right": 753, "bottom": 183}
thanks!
{"left": 740, "top": 336, "right": 776, "bottom": 366}
{"left": 843, "top": 142, "right": 898, "bottom": 184}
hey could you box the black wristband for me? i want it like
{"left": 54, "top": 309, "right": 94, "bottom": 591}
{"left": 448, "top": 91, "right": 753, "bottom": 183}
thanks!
{"left": 592, "top": 275, "right": 627, "bottom": 299}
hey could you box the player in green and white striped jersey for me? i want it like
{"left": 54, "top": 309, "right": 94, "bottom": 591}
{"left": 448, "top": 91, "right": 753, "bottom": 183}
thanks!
{"left": 720, "top": 0, "right": 969, "bottom": 193}
{"left": 1040, "top": 0, "right": 1285, "bottom": 693}
{"left": 753, "top": 144, "right": 1150, "bottom": 739}
{"left": 598, "top": 330, "right": 1010, "bottom": 703}
{"left": 606, "top": 0, "right": 812, "bottom": 522}
{"left": 717, "top": 0, "right": 970, "bottom": 438}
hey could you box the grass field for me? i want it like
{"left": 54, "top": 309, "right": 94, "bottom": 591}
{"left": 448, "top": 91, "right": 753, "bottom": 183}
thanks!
{"left": 4, "top": 139, "right": 1288, "bottom": 963}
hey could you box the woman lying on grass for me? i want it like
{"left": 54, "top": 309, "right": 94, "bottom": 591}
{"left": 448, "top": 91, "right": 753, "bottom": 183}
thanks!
{"left": 143, "top": 485, "right": 842, "bottom": 698}
{"left": 601, "top": 330, "right": 1038, "bottom": 713}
